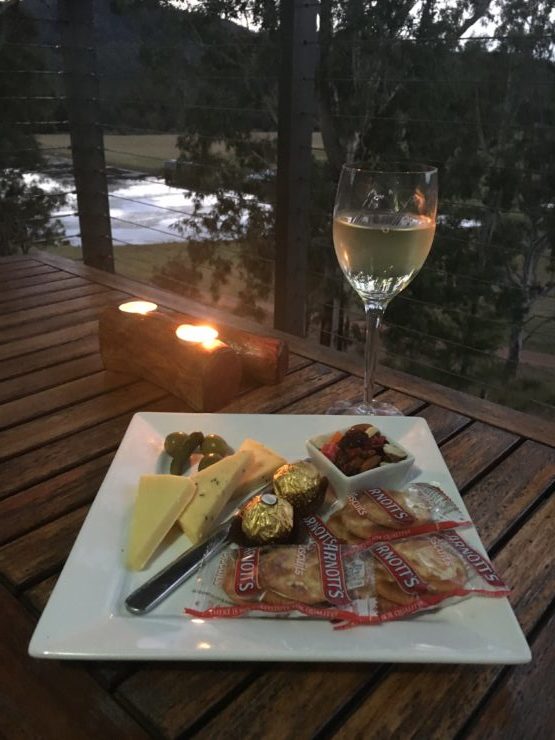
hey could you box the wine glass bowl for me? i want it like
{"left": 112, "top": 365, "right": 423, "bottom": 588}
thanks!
{"left": 328, "top": 162, "right": 438, "bottom": 416}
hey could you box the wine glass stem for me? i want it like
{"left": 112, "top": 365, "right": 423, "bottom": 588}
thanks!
{"left": 363, "top": 303, "right": 385, "bottom": 405}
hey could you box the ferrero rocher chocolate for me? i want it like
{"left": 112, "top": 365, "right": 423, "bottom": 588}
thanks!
{"left": 273, "top": 461, "right": 325, "bottom": 513}
{"left": 241, "top": 492, "right": 294, "bottom": 544}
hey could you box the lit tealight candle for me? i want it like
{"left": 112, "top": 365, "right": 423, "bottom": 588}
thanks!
{"left": 118, "top": 300, "right": 158, "bottom": 315}
{"left": 176, "top": 323, "right": 219, "bottom": 349}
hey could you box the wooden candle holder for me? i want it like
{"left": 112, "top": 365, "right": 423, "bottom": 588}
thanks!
{"left": 180, "top": 321, "right": 289, "bottom": 386}
{"left": 99, "top": 306, "right": 242, "bottom": 412}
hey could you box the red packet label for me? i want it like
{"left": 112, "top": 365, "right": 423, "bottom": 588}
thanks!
{"left": 234, "top": 547, "right": 260, "bottom": 596}
{"left": 317, "top": 540, "right": 350, "bottom": 605}
{"left": 438, "top": 531, "right": 507, "bottom": 588}
{"left": 303, "top": 514, "right": 339, "bottom": 545}
{"left": 358, "top": 488, "right": 416, "bottom": 525}
{"left": 372, "top": 542, "right": 428, "bottom": 594}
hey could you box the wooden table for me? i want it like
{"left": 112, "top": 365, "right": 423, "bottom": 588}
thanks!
{"left": 1, "top": 252, "right": 554, "bottom": 740}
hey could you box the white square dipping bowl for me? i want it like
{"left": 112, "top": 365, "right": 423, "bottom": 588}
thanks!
{"left": 306, "top": 428, "right": 415, "bottom": 500}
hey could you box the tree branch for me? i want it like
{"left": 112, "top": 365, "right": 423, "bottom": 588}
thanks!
{"left": 389, "top": 1, "right": 420, "bottom": 37}
{"left": 451, "top": 1, "right": 493, "bottom": 39}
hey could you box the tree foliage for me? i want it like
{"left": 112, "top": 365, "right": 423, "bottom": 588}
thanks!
{"left": 130, "top": 0, "right": 555, "bottom": 413}
{"left": 0, "top": 0, "right": 64, "bottom": 256}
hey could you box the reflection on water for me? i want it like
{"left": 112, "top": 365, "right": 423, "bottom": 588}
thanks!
{"left": 24, "top": 164, "right": 254, "bottom": 246}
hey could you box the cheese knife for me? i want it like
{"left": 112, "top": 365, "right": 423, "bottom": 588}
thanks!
{"left": 125, "top": 518, "right": 233, "bottom": 614}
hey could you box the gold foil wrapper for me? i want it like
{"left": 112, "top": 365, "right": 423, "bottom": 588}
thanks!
{"left": 273, "top": 461, "right": 325, "bottom": 512}
{"left": 241, "top": 492, "right": 294, "bottom": 544}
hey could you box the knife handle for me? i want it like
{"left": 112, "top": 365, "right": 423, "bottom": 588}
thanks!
{"left": 125, "top": 521, "right": 232, "bottom": 615}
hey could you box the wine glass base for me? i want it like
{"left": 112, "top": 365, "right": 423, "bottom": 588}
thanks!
{"left": 325, "top": 399, "right": 404, "bottom": 416}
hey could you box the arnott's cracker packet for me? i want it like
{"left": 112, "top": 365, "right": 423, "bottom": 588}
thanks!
{"left": 185, "top": 529, "right": 509, "bottom": 627}
{"left": 304, "top": 482, "right": 471, "bottom": 546}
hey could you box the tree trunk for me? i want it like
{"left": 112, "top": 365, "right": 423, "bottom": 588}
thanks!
{"left": 505, "top": 321, "right": 523, "bottom": 378}
{"left": 317, "top": 0, "right": 344, "bottom": 178}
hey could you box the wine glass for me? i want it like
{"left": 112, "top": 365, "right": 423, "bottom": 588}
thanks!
{"left": 328, "top": 162, "right": 438, "bottom": 415}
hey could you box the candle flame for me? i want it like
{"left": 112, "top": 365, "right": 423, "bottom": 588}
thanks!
{"left": 118, "top": 300, "right": 158, "bottom": 315}
{"left": 176, "top": 324, "right": 219, "bottom": 349}
{"left": 414, "top": 188, "right": 426, "bottom": 213}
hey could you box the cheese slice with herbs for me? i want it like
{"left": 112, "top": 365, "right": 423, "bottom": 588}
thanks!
{"left": 126, "top": 475, "right": 196, "bottom": 570}
{"left": 230, "top": 438, "right": 287, "bottom": 500}
{"left": 178, "top": 449, "right": 252, "bottom": 544}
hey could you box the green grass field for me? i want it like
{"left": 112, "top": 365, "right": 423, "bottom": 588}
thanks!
{"left": 38, "top": 131, "right": 326, "bottom": 173}
{"left": 38, "top": 133, "right": 181, "bottom": 174}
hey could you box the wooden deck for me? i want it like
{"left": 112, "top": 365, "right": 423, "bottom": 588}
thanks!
{"left": 0, "top": 252, "right": 553, "bottom": 740}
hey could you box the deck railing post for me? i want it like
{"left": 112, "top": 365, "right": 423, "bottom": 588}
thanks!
{"left": 274, "top": 0, "right": 318, "bottom": 335}
{"left": 59, "top": 0, "right": 114, "bottom": 272}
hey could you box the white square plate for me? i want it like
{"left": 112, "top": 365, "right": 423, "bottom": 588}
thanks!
{"left": 29, "top": 413, "right": 531, "bottom": 664}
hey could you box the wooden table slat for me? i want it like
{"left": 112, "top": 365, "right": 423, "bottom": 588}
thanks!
{"left": 370, "top": 387, "right": 426, "bottom": 415}
{"left": 0, "top": 352, "right": 104, "bottom": 404}
{"left": 0, "top": 379, "right": 165, "bottom": 464}
{"left": 0, "top": 370, "right": 134, "bottom": 430}
{"left": 24, "top": 574, "right": 59, "bottom": 614}
{"left": 463, "top": 440, "right": 555, "bottom": 551}
{"left": 415, "top": 404, "right": 471, "bottom": 444}
{"left": 287, "top": 352, "right": 313, "bottom": 373}
{"left": 0, "top": 320, "right": 98, "bottom": 363}
{"left": 0, "top": 334, "right": 99, "bottom": 382}
{"left": 0, "top": 269, "right": 75, "bottom": 292}
{"left": 280, "top": 375, "right": 382, "bottom": 414}
{"left": 0, "top": 275, "right": 92, "bottom": 305}
{"left": 464, "top": 608, "right": 555, "bottom": 740}
{"left": 0, "top": 262, "right": 58, "bottom": 281}
{"left": 223, "top": 363, "right": 347, "bottom": 414}
{"left": 0, "top": 254, "right": 36, "bottom": 264}
{"left": 439, "top": 421, "right": 520, "bottom": 491}
{"left": 0, "top": 280, "right": 110, "bottom": 315}
{"left": 0, "top": 453, "right": 114, "bottom": 545}
{"left": 0, "top": 289, "right": 126, "bottom": 331}
{"left": 117, "top": 665, "right": 256, "bottom": 740}
{"left": 0, "top": 582, "right": 150, "bottom": 739}
{"left": 192, "top": 666, "right": 377, "bottom": 740}
{"left": 0, "top": 290, "right": 127, "bottom": 344}
{"left": 0, "top": 506, "right": 90, "bottom": 587}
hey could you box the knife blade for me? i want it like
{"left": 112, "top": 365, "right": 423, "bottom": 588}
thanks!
{"left": 124, "top": 517, "right": 233, "bottom": 614}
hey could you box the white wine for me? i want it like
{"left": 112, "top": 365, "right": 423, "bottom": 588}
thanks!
{"left": 333, "top": 211, "right": 435, "bottom": 302}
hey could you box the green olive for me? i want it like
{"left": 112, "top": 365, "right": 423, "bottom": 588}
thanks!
{"left": 200, "top": 434, "right": 231, "bottom": 456}
{"left": 164, "top": 432, "right": 189, "bottom": 457}
{"left": 165, "top": 431, "right": 204, "bottom": 475}
{"left": 170, "top": 454, "right": 187, "bottom": 476}
{"left": 198, "top": 453, "right": 224, "bottom": 471}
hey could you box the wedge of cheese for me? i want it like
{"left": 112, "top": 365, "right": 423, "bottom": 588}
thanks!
{"left": 178, "top": 449, "right": 252, "bottom": 544}
{"left": 230, "top": 438, "right": 287, "bottom": 500}
{"left": 126, "top": 475, "right": 196, "bottom": 570}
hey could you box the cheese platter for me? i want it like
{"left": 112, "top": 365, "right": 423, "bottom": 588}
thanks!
{"left": 28, "top": 412, "right": 531, "bottom": 664}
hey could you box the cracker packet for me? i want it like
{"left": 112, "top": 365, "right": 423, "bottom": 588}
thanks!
{"left": 185, "top": 529, "right": 509, "bottom": 628}
{"left": 303, "top": 483, "right": 471, "bottom": 547}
